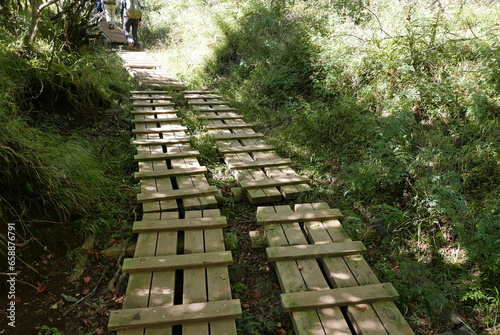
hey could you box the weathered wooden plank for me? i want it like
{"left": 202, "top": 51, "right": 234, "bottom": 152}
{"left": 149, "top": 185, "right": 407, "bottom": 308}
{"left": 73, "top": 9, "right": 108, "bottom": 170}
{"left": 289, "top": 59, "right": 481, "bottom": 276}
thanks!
{"left": 130, "top": 95, "right": 172, "bottom": 100}
{"left": 257, "top": 209, "right": 344, "bottom": 225}
{"left": 205, "top": 123, "right": 254, "bottom": 130}
{"left": 131, "top": 117, "right": 183, "bottom": 123}
{"left": 184, "top": 94, "right": 222, "bottom": 99}
{"left": 108, "top": 299, "right": 242, "bottom": 331}
{"left": 193, "top": 106, "right": 237, "bottom": 112}
{"left": 131, "top": 108, "right": 177, "bottom": 115}
{"left": 137, "top": 185, "right": 218, "bottom": 203}
{"left": 212, "top": 133, "right": 264, "bottom": 141}
{"left": 133, "top": 137, "right": 190, "bottom": 145}
{"left": 267, "top": 241, "right": 366, "bottom": 261}
{"left": 188, "top": 101, "right": 229, "bottom": 106}
{"left": 132, "top": 126, "right": 188, "bottom": 134}
{"left": 131, "top": 90, "right": 171, "bottom": 94}
{"left": 218, "top": 144, "right": 276, "bottom": 154}
{"left": 198, "top": 114, "right": 243, "bottom": 120}
{"left": 227, "top": 158, "right": 292, "bottom": 170}
{"left": 281, "top": 283, "right": 399, "bottom": 312}
{"left": 134, "top": 151, "right": 199, "bottom": 162}
{"left": 122, "top": 251, "right": 234, "bottom": 273}
{"left": 133, "top": 102, "right": 175, "bottom": 107}
{"left": 240, "top": 175, "right": 310, "bottom": 190}
{"left": 134, "top": 166, "right": 207, "bottom": 180}
{"left": 132, "top": 216, "right": 227, "bottom": 233}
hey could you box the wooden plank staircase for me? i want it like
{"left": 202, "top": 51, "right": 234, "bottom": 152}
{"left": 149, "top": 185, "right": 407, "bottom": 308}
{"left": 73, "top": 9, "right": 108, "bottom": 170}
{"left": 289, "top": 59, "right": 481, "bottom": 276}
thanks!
{"left": 106, "top": 50, "right": 415, "bottom": 335}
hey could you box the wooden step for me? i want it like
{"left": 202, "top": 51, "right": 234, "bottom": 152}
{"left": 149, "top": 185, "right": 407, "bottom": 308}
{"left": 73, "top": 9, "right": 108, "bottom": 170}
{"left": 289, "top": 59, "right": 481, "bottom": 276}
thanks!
{"left": 131, "top": 117, "right": 183, "bottom": 123}
{"left": 257, "top": 208, "right": 344, "bottom": 224}
{"left": 134, "top": 151, "right": 200, "bottom": 162}
{"left": 122, "top": 251, "right": 233, "bottom": 273}
{"left": 205, "top": 123, "right": 254, "bottom": 130}
{"left": 133, "top": 137, "right": 190, "bottom": 146}
{"left": 132, "top": 126, "right": 188, "bottom": 134}
{"left": 212, "top": 133, "right": 265, "bottom": 141}
{"left": 132, "top": 216, "right": 227, "bottom": 233}
{"left": 218, "top": 145, "right": 276, "bottom": 154}
{"left": 240, "top": 175, "right": 310, "bottom": 190}
{"left": 133, "top": 102, "right": 175, "bottom": 107}
{"left": 188, "top": 101, "right": 229, "bottom": 106}
{"left": 130, "top": 95, "right": 172, "bottom": 100}
{"left": 108, "top": 299, "right": 242, "bottom": 331}
{"left": 137, "top": 185, "right": 218, "bottom": 203}
{"left": 228, "top": 158, "right": 292, "bottom": 170}
{"left": 281, "top": 283, "right": 399, "bottom": 312}
{"left": 131, "top": 90, "right": 171, "bottom": 94}
{"left": 193, "top": 107, "right": 237, "bottom": 112}
{"left": 130, "top": 108, "right": 177, "bottom": 115}
{"left": 134, "top": 166, "right": 207, "bottom": 180}
{"left": 184, "top": 94, "right": 222, "bottom": 99}
{"left": 199, "top": 114, "right": 243, "bottom": 120}
{"left": 266, "top": 241, "right": 366, "bottom": 261}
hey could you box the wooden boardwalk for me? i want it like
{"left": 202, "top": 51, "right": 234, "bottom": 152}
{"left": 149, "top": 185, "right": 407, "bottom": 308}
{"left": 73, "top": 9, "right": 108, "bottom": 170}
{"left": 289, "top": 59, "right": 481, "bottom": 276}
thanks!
{"left": 107, "top": 50, "right": 415, "bottom": 334}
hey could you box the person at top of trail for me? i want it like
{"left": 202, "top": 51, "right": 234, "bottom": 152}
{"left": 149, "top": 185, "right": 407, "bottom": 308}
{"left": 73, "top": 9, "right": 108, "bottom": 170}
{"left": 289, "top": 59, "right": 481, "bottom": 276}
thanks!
{"left": 120, "top": 0, "right": 142, "bottom": 51}
{"left": 103, "top": 0, "right": 119, "bottom": 29}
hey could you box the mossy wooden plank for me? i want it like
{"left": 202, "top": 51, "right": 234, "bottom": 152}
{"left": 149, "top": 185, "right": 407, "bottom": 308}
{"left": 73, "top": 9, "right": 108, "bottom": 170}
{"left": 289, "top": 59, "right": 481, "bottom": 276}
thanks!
{"left": 281, "top": 283, "right": 399, "bottom": 312}
{"left": 257, "top": 209, "right": 344, "bottom": 225}
{"left": 132, "top": 126, "right": 188, "bottom": 134}
{"left": 137, "top": 185, "right": 218, "bottom": 203}
{"left": 192, "top": 106, "right": 237, "bottom": 112}
{"left": 132, "top": 216, "right": 227, "bottom": 233}
{"left": 122, "top": 251, "right": 233, "bottom": 273}
{"left": 134, "top": 151, "right": 200, "bottom": 161}
{"left": 267, "top": 241, "right": 366, "bottom": 261}
{"left": 131, "top": 90, "right": 171, "bottom": 94}
{"left": 108, "top": 299, "right": 242, "bottom": 331}
{"left": 240, "top": 175, "right": 310, "bottom": 190}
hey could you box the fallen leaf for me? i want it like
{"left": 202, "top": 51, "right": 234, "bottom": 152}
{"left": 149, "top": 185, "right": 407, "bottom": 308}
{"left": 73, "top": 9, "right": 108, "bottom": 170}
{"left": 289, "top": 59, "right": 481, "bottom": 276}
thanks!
{"left": 277, "top": 329, "right": 287, "bottom": 334}
{"left": 82, "top": 289, "right": 90, "bottom": 295}
{"left": 83, "top": 276, "right": 91, "bottom": 284}
{"left": 37, "top": 286, "right": 47, "bottom": 293}
{"left": 96, "top": 327, "right": 105, "bottom": 335}
{"left": 242, "top": 303, "right": 250, "bottom": 309}
{"left": 297, "top": 265, "right": 305, "bottom": 270}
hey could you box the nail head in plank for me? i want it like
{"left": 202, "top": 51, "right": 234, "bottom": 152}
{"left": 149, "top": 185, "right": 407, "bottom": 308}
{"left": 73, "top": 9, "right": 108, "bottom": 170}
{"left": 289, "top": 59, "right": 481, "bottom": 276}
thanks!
{"left": 257, "top": 209, "right": 344, "bottom": 224}
{"left": 108, "top": 299, "right": 242, "bottom": 331}
{"left": 266, "top": 241, "right": 366, "bottom": 261}
{"left": 240, "top": 175, "right": 310, "bottom": 190}
{"left": 218, "top": 145, "right": 276, "bottom": 154}
{"left": 122, "top": 251, "right": 234, "bottom": 273}
{"left": 133, "top": 138, "right": 190, "bottom": 146}
{"left": 132, "top": 216, "right": 227, "bottom": 233}
{"left": 134, "top": 166, "right": 207, "bottom": 180}
{"left": 228, "top": 158, "right": 292, "bottom": 170}
{"left": 137, "top": 185, "right": 218, "bottom": 203}
{"left": 281, "top": 283, "right": 399, "bottom": 312}
{"left": 134, "top": 151, "right": 200, "bottom": 162}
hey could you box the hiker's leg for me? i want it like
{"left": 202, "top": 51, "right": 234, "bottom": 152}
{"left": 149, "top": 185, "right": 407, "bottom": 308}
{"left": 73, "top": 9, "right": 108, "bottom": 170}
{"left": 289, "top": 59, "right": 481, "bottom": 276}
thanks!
{"left": 123, "top": 17, "right": 133, "bottom": 41}
{"left": 130, "top": 18, "right": 140, "bottom": 47}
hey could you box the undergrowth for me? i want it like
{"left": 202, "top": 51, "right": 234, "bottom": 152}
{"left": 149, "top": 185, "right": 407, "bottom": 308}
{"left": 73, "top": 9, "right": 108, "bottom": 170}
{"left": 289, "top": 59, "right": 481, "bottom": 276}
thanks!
{"left": 145, "top": 0, "right": 500, "bottom": 333}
